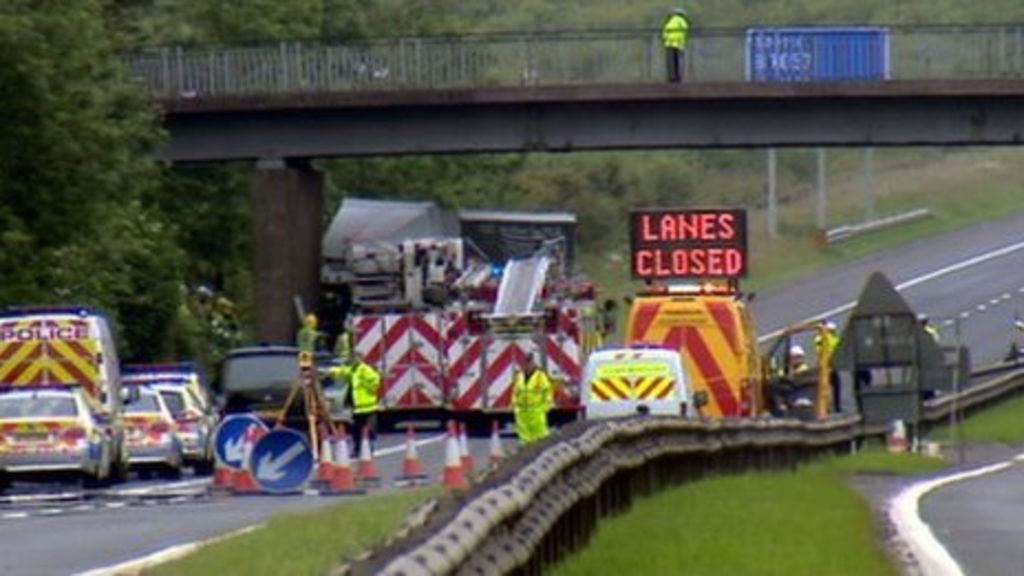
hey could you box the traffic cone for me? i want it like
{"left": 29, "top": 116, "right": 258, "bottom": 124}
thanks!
{"left": 231, "top": 425, "right": 262, "bottom": 494}
{"left": 357, "top": 425, "right": 381, "bottom": 485}
{"left": 459, "top": 422, "right": 475, "bottom": 475}
{"left": 395, "top": 425, "right": 428, "bottom": 486}
{"left": 315, "top": 434, "right": 334, "bottom": 486}
{"left": 488, "top": 420, "right": 505, "bottom": 466}
{"left": 887, "top": 419, "right": 908, "bottom": 453}
{"left": 442, "top": 420, "right": 469, "bottom": 491}
{"left": 325, "top": 426, "right": 363, "bottom": 495}
{"left": 212, "top": 458, "right": 233, "bottom": 492}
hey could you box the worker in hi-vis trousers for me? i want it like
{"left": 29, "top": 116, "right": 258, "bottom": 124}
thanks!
{"left": 513, "top": 354, "right": 554, "bottom": 445}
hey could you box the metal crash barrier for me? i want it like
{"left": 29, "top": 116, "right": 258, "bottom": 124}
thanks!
{"left": 345, "top": 366, "right": 1024, "bottom": 576}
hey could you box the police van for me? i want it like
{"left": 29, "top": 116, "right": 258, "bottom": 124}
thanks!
{"left": 580, "top": 346, "right": 699, "bottom": 419}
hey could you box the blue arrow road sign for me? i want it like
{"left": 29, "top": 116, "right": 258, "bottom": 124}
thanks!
{"left": 250, "top": 429, "right": 314, "bottom": 494}
{"left": 213, "top": 414, "right": 268, "bottom": 470}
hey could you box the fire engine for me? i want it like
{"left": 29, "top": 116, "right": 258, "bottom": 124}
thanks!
{"left": 320, "top": 200, "right": 600, "bottom": 426}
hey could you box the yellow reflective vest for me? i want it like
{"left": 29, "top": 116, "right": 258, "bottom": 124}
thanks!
{"left": 334, "top": 330, "right": 353, "bottom": 361}
{"left": 332, "top": 361, "right": 381, "bottom": 414}
{"left": 662, "top": 14, "right": 690, "bottom": 49}
{"left": 814, "top": 330, "right": 839, "bottom": 359}
{"left": 513, "top": 369, "right": 554, "bottom": 413}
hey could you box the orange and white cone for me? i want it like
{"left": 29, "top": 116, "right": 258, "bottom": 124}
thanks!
{"left": 459, "top": 422, "right": 475, "bottom": 475}
{"left": 395, "top": 425, "right": 428, "bottom": 485}
{"left": 212, "top": 458, "right": 233, "bottom": 491}
{"left": 488, "top": 420, "right": 505, "bottom": 466}
{"left": 231, "top": 425, "right": 262, "bottom": 494}
{"left": 315, "top": 434, "right": 334, "bottom": 486}
{"left": 887, "top": 419, "right": 908, "bottom": 453}
{"left": 325, "top": 426, "right": 363, "bottom": 494}
{"left": 357, "top": 425, "right": 381, "bottom": 485}
{"left": 442, "top": 420, "right": 469, "bottom": 491}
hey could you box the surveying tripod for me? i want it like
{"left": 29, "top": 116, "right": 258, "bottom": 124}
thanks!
{"left": 274, "top": 351, "right": 338, "bottom": 459}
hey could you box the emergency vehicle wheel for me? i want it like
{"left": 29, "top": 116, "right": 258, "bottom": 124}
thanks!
{"left": 0, "top": 473, "right": 10, "bottom": 493}
{"left": 192, "top": 458, "right": 214, "bottom": 476}
{"left": 160, "top": 465, "right": 183, "bottom": 480}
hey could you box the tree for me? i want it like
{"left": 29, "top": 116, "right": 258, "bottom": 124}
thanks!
{"left": 0, "top": 0, "right": 178, "bottom": 361}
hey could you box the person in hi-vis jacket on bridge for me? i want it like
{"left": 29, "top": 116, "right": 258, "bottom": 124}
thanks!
{"left": 513, "top": 354, "right": 554, "bottom": 445}
{"left": 662, "top": 7, "right": 690, "bottom": 82}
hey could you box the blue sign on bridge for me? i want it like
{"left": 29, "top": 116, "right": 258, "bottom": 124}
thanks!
{"left": 249, "top": 429, "right": 314, "bottom": 494}
{"left": 213, "top": 414, "right": 268, "bottom": 470}
{"left": 746, "top": 27, "right": 890, "bottom": 82}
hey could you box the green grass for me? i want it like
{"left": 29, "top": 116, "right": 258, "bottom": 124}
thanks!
{"left": 930, "top": 393, "right": 1024, "bottom": 444}
{"left": 551, "top": 466, "right": 899, "bottom": 576}
{"left": 808, "top": 446, "right": 949, "bottom": 476}
{"left": 148, "top": 487, "right": 441, "bottom": 576}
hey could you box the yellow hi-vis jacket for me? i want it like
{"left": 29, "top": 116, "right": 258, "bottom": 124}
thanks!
{"left": 333, "top": 361, "right": 380, "bottom": 414}
{"left": 513, "top": 369, "right": 554, "bottom": 413}
{"left": 335, "top": 330, "right": 353, "bottom": 361}
{"left": 814, "top": 330, "right": 840, "bottom": 360}
{"left": 662, "top": 13, "right": 690, "bottom": 49}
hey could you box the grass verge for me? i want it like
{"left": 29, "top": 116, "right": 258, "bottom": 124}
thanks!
{"left": 551, "top": 448, "right": 948, "bottom": 576}
{"left": 809, "top": 445, "right": 948, "bottom": 476}
{"left": 929, "top": 392, "right": 1024, "bottom": 445}
{"left": 148, "top": 487, "right": 440, "bottom": 576}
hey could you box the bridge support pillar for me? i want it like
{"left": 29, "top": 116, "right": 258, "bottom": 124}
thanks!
{"left": 251, "top": 159, "right": 323, "bottom": 344}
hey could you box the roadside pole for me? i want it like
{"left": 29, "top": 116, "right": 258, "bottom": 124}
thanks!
{"left": 767, "top": 148, "right": 778, "bottom": 238}
{"left": 816, "top": 148, "right": 828, "bottom": 230}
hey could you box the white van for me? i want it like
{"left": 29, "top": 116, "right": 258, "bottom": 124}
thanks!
{"left": 581, "top": 346, "right": 697, "bottom": 420}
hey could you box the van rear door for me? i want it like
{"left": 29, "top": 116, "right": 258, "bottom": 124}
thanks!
{"left": 584, "top": 350, "right": 687, "bottom": 419}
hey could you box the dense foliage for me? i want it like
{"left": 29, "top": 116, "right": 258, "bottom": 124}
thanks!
{"left": 2, "top": 0, "right": 1019, "bottom": 365}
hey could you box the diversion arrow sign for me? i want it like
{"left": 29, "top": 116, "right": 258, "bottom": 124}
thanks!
{"left": 249, "top": 429, "right": 314, "bottom": 494}
{"left": 213, "top": 414, "right": 268, "bottom": 470}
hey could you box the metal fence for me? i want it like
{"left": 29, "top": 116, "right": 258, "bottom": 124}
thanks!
{"left": 124, "top": 25, "right": 1024, "bottom": 100}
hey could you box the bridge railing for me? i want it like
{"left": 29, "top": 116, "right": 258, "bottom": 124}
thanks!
{"left": 126, "top": 25, "right": 1024, "bottom": 100}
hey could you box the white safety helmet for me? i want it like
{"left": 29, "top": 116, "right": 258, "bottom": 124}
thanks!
{"left": 824, "top": 319, "right": 837, "bottom": 331}
{"left": 789, "top": 345, "right": 805, "bottom": 357}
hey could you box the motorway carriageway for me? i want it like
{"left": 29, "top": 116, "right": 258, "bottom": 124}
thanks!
{"left": 6, "top": 210, "right": 1024, "bottom": 574}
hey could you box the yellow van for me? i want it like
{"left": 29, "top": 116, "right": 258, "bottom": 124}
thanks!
{"left": 625, "top": 286, "right": 762, "bottom": 419}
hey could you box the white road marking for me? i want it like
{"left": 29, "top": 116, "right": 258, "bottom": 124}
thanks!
{"left": 889, "top": 456, "right": 1020, "bottom": 576}
{"left": 39, "top": 508, "right": 62, "bottom": 516}
{"left": 759, "top": 239, "right": 1024, "bottom": 343}
{"left": 1002, "top": 293, "right": 1011, "bottom": 300}
{"left": 989, "top": 299, "right": 1001, "bottom": 305}
{"left": 977, "top": 305, "right": 987, "bottom": 312}
{"left": 108, "top": 478, "right": 210, "bottom": 497}
{"left": 0, "top": 491, "right": 82, "bottom": 504}
{"left": 942, "top": 319, "right": 955, "bottom": 327}
{"left": 1, "top": 512, "right": 29, "bottom": 520}
{"left": 374, "top": 433, "right": 447, "bottom": 458}
{"left": 74, "top": 524, "right": 263, "bottom": 576}
{"left": 105, "top": 502, "right": 127, "bottom": 509}
{"left": 960, "top": 312, "right": 970, "bottom": 319}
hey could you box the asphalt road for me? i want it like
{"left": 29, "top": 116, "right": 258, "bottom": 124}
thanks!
{"left": 920, "top": 459, "right": 1024, "bottom": 576}
{"left": 755, "top": 210, "right": 1024, "bottom": 367}
{"left": 6, "top": 211, "right": 1024, "bottom": 574}
{"left": 0, "top": 432, "right": 511, "bottom": 575}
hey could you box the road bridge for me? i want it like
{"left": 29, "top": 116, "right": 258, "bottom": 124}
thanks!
{"left": 127, "top": 25, "right": 1024, "bottom": 340}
